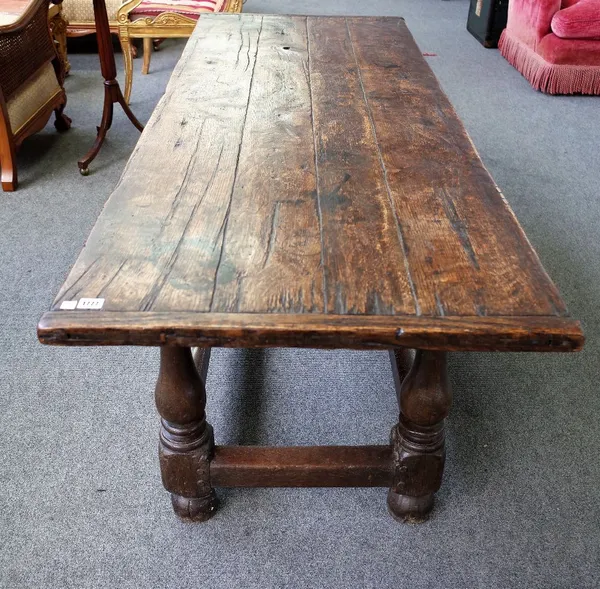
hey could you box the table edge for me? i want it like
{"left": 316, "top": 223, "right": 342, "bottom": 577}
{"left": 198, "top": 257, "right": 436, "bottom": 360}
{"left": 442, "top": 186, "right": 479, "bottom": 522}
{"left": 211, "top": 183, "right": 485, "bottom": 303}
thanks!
{"left": 37, "top": 311, "right": 584, "bottom": 352}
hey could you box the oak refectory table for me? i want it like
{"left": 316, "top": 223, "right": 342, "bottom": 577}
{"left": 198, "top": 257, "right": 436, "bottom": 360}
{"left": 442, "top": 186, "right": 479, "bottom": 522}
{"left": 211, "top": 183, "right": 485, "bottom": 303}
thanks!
{"left": 38, "top": 14, "right": 584, "bottom": 523}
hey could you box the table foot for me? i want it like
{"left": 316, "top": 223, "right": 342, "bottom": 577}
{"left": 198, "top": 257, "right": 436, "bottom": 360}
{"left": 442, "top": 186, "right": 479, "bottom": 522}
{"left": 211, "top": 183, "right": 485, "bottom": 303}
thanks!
{"left": 155, "top": 347, "right": 217, "bottom": 521}
{"left": 171, "top": 490, "right": 219, "bottom": 522}
{"left": 387, "top": 490, "right": 434, "bottom": 523}
{"left": 388, "top": 350, "right": 452, "bottom": 523}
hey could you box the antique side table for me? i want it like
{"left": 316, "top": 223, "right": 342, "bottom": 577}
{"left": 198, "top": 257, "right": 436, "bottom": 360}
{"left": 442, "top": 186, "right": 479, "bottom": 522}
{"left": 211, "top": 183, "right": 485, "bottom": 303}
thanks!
{"left": 78, "top": 0, "right": 143, "bottom": 175}
{"left": 38, "top": 15, "right": 584, "bottom": 523}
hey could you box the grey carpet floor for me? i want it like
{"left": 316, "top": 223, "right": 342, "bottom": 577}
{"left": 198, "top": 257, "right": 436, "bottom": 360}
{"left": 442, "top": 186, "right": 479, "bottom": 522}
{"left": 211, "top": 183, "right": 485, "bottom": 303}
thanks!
{"left": 1, "top": 1, "right": 599, "bottom": 587}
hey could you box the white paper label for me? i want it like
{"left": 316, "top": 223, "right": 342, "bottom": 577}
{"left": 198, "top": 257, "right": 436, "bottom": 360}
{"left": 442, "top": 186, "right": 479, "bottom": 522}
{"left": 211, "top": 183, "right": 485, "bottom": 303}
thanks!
{"left": 60, "top": 300, "right": 78, "bottom": 310}
{"left": 76, "top": 298, "right": 105, "bottom": 310}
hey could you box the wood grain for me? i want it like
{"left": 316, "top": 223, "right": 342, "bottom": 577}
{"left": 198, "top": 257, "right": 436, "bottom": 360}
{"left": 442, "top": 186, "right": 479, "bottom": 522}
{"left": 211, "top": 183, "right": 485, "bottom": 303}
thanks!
{"left": 56, "top": 15, "right": 264, "bottom": 313}
{"left": 209, "top": 16, "right": 325, "bottom": 313}
{"left": 38, "top": 311, "right": 584, "bottom": 351}
{"left": 307, "top": 18, "right": 417, "bottom": 315}
{"left": 346, "top": 17, "right": 567, "bottom": 318}
{"left": 39, "top": 15, "right": 583, "bottom": 352}
{"left": 211, "top": 445, "right": 393, "bottom": 487}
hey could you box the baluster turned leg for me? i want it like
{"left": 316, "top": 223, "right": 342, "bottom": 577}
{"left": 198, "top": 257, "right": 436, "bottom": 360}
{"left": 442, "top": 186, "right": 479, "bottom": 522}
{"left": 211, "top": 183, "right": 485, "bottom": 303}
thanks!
{"left": 387, "top": 349, "right": 452, "bottom": 523}
{"left": 155, "top": 347, "right": 218, "bottom": 522}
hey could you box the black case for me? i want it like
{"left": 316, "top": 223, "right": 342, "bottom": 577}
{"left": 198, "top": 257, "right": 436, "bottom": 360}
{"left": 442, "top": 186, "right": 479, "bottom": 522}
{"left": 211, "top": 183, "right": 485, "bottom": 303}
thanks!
{"left": 467, "top": 0, "right": 509, "bottom": 48}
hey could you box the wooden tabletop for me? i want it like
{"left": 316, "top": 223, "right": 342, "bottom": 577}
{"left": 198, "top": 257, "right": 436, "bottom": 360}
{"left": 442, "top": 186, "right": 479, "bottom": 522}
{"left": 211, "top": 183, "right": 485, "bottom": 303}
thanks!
{"left": 38, "top": 15, "right": 583, "bottom": 352}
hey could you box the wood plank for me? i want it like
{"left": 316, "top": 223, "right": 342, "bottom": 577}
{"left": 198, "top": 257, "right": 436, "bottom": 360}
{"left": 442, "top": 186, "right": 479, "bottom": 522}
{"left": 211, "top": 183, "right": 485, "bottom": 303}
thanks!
{"left": 345, "top": 17, "right": 566, "bottom": 318}
{"left": 210, "top": 16, "right": 325, "bottom": 313}
{"left": 210, "top": 445, "right": 393, "bottom": 487}
{"left": 53, "top": 14, "right": 264, "bottom": 313}
{"left": 38, "top": 311, "right": 584, "bottom": 352}
{"left": 306, "top": 17, "right": 417, "bottom": 315}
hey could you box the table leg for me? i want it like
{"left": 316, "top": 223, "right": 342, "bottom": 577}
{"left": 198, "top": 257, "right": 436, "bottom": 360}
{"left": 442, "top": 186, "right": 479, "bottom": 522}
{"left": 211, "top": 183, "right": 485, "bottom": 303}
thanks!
{"left": 78, "top": 0, "right": 143, "bottom": 175}
{"left": 389, "top": 348, "right": 415, "bottom": 405}
{"left": 154, "top": 346, "right": 218, "bottom": 522}
{"left": 387, "top": 350, "right": 452, "bottom": 523}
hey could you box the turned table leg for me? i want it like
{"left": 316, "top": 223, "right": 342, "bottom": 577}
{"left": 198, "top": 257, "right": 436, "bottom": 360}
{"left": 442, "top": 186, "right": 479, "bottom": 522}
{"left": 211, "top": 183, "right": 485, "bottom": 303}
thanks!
{"left": 387, "top": 349, "right": 452, "bottom": 523}
{"left": 154, "top": 346, "right": 218, "bottom": 522}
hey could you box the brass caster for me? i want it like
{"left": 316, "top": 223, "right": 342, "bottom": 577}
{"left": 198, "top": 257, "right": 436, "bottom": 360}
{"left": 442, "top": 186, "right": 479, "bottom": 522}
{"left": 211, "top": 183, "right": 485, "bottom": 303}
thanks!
{"left": 79, "top": 167, "right": 90, "bottom": 176}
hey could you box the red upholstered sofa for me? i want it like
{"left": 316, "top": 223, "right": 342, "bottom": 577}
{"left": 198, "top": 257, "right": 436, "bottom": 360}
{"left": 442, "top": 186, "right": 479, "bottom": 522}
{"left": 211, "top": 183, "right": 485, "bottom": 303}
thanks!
{"left": 498, "top": 0, "right": 600, "bottom": 94}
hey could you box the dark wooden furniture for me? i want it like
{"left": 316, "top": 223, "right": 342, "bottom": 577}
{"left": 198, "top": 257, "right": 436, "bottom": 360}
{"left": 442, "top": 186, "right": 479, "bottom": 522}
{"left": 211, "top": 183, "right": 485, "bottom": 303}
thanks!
{"left": 78, "top": 0, "right": 143, "bottom": 176}
{"left": 38, "top": 15, "right": 584, "bottom": 523}
{"left": 467, "top": 0, "right": 508, "bottom": 48}
{"left": 0, "top": 0, "right": 70, "bottom": 191}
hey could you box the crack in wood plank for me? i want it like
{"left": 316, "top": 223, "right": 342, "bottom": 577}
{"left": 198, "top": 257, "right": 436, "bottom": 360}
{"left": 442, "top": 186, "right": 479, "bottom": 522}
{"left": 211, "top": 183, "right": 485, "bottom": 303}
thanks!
{"left": 438, "top": 185, "right": 480, "bottom": 271}
{"left": 162, "top": 119, "right": 207, "bottom": 229}
{"left": 235, "top": 26, "right": 243, "bottom": 67}
{"left": 245, "top": 30, "right": 251, "bottom": 72}
{"left": 263, "top": 201, "right": 281, "bottom": 269}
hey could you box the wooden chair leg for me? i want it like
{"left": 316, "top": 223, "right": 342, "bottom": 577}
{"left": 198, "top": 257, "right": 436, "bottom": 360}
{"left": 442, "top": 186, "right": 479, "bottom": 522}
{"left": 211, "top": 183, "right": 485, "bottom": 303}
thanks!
{"left": 0, "top": 150, "right": 17, "bottom": 191}
{"left": 387, "top": 350, "right": 452, "bottom": 523}
{"left": 0, "top": 119, "right": 17, "bottom": 192}
{"left": 119, "top": 33, "right": 134, "bottom": 104}
{"left": 155, "top": 347, "right": 218, "bottom": 522}
{"left": 142, "top": 37, "right": 152, "bottom": 75}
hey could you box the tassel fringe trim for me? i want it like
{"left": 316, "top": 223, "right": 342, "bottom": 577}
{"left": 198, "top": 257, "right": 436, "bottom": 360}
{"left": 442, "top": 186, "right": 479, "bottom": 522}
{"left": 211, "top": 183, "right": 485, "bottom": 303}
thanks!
{"left": 499, "top": 31, "right": 600, "bottom": 95}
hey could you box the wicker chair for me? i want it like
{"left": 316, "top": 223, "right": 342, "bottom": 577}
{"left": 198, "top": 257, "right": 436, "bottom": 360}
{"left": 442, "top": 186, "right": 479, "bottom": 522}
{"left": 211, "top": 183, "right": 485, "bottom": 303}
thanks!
{"left": 117, "top": 0, "right": 242, "bottom": 104}
{"left": 0, "top": 0, "right": 71, "bottom": 191}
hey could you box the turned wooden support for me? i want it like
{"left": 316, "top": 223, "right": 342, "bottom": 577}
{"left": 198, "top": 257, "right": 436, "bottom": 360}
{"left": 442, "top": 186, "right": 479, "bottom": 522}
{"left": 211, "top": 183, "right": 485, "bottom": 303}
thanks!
{"left": 387, "top": 349, "right": 452, "bottom": 523}
{"left": 154, "top": 346, "right": 217, "bottom": 522}
{"left": 389, "top": 348, "right": 415, "bottom": 405}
